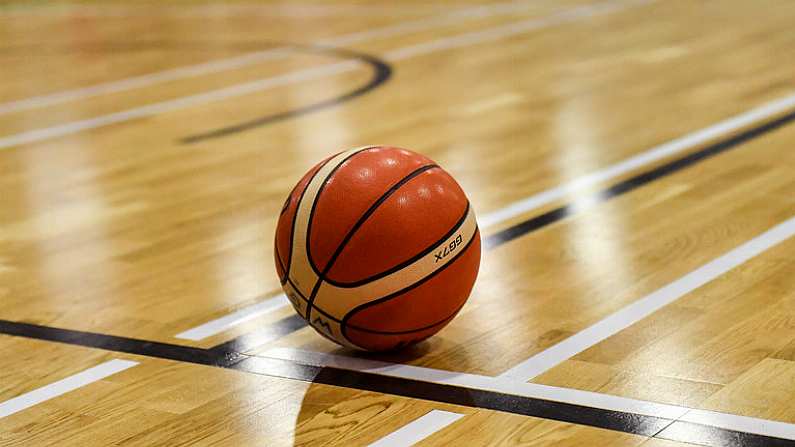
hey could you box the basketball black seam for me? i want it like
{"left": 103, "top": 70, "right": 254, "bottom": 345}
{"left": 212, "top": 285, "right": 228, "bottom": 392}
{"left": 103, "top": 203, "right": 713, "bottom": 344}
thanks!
{"left": 325, "top": 201, "right": 471, "bottom": 288}
{"left": 307, "top": 198, "right": 471, "bottom": 330}
{"left": 274, "top": 240, "right": 286, "bottom": 278}
{"left": 282, "top": 155, "right": 336, "bottom": 284}
{"left": 286, "top": 277, "right": 308, "bottom": 301}
{"left": 304, "top": 163, "right": 440, "bottom": 323}
{"left": 339, "top": 226, "right": 480, "bottom": 342}
{"left": 280, "top": 182, "right": 299, "bottom": 216}
{"left": 344, "top": 297, "right": 469, "bottom": 335}
{"left": 304, "top": 301, "right": 343, "bottom": 323}
{"left": 304, "top": 147, "right": 378, "bottom": 279}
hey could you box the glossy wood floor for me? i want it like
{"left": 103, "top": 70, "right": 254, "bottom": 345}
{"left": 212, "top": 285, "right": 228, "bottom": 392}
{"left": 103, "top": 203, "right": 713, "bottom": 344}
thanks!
{"left": 1, "top": 0, "right": 795, "bottom": 445}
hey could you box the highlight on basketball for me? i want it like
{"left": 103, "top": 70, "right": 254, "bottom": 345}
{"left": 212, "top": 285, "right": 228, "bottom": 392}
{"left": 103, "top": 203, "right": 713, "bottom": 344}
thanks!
{"left": 275, "top": 146, "right": 481, "bottom": 351}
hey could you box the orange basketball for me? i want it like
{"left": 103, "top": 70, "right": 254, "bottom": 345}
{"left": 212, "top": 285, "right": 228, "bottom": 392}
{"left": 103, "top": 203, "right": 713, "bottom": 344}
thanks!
{"left": 274, "top": 146, "right": 481, "bottom": 351}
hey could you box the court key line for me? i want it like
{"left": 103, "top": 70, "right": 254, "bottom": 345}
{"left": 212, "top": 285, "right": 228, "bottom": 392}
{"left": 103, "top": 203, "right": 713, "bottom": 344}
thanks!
{"left": 0, "top": 359, "right": 137, "bottom": 419}
{"left": 0, "top": 0, "right": 647, "bottom": 151}
{"left": 0, "top": 0, "right": 568, "bottom": 116}
{"left": 367, "top": 410, "right": 465, "bottom": 447}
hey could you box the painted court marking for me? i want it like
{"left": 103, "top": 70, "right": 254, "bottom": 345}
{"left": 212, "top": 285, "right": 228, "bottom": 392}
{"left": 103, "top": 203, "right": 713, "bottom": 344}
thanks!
{"left": 175, "top": 293, "right": 289, "bottom": 341}
{"left": 264, "top": 348, "right": 688, "bottom": 420}
{"left": 368, "top": 410, "right": 465, "bottom": 447}
{"left": 0, "top": 0, "right": 646, "bottom": 151}
{"left": 0, "top": 60, "right": 360, "bottom": 151}
{"left": 263, "top": 348, "right": 795, "bottom": 441}
{"left": 0, "top": 0, "right": 555, "bottom": 117}
{"left": 0, "top": 359, "right": 138, "bottom": 419}
{"left": 0, "top": 49, "right": 290, "bottom": 117}
{"left": 499, "top": 215, "right": 795, "bottom": 381}
{"left": 477, "top": 92, "right": 795, "bottom": 229}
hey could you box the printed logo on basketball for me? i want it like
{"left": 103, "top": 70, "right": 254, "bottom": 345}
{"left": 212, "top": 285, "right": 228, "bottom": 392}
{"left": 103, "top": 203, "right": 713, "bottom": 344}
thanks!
{"left": 434, "top": 234, "right": 463, "bottom": 263}
{"left": 286, "top": 290, "right": 303, "bottom": 310}
{"left": 312, "top": 317, "right": 332, "bottom": 334}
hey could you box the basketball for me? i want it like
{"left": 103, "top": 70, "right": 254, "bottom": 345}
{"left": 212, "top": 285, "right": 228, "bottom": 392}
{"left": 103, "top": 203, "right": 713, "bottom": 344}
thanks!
{"left": 274, "top": 146, "right": 481, "bottom": 351}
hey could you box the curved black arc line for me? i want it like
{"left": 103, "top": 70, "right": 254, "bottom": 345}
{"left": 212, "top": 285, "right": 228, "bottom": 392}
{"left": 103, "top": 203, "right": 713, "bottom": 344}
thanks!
{"left": 304, "top": 163, "right": 439, "bottom": 323}
{"left": 180, "top": 45, "right": 393, "bottom": 144}
{"left": 325, "top": 201, "right": 472, "bottom": 289}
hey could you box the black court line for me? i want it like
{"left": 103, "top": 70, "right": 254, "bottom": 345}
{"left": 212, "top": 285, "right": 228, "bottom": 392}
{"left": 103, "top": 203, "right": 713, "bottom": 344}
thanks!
{"left": 0, "top": 320, "right": 232, "bottom": 367}
{"left": 484, "top": 107, "right": 795, "bottom": 249}
{"left": 180, "top": 45, "right": 393, "bottom": 144}
{"left": 207, "top": 314, "right": 307, "bottom": 355}
{"left": 1, "top": 321, "right": 794, "bottom": 446}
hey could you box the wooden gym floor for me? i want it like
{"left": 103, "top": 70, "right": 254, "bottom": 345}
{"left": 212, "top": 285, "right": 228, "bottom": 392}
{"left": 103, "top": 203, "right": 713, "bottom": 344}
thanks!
{"left": 1, "top": 0, "right": 795, "bottom": 445}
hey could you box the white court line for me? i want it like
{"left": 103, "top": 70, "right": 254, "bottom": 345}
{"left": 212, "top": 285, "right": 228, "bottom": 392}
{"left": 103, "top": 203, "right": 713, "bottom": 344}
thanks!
{"left": 0, "top": 60, "right": 359, "bottom": 150}
{"left": 368, "top": 410, "right": 465, "bottom": 447}
{"left": 0, "top": 359, "right": 138, "bottom": 418}
{"left": 0, "top": 4, "right": 456, "bottom": 18}
{"left": 0, "top": 0, "right": 645, "bottom": 151}
{"left": 0, "top": 49, "right": 290, "bottom": 117}
{"left": 499, "top": 215, "right": 795, "bottom": 381}
{"left": 265, "top": 348, "right": 689, "bottom": 420}
{"left": 0, "top": 0, "right": 552, "bottom": 116}
{"left": 477, "top": 92, "right": 795, "bottom": 229}
{"left": 385, "top": 0, "right": 646, "bottom": 61}
{"left": 175, "top": 293, "right": 289, "bottom": 341}
{"left": 263, "top": 348, "right": 795, "bottom": 441}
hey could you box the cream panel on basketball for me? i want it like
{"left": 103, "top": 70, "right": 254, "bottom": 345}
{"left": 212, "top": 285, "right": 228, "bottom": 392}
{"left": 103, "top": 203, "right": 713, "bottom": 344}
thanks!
{"left": 281, "top": 279, "right": 308, "bottom": 318}
{"left": 311, "top": 205, "right": 479, "bottom": 321}
{"left": 286, "top": 147, "right": 373, "bottom": 315}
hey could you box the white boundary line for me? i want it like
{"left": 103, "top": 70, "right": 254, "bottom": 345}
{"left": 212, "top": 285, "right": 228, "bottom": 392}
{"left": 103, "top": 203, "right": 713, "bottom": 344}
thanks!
{"left": 175, "top": 293, "right": 289, "bottom": 341}
{"left": 265, "top": 348, "right": 689, "bottom": 420}
{"left": 0, "top": 60, "right": 359, "bottom": 150}
{"left": 0, "top": 50, "right": 291, "bottom": 116}
{"left": 0, "top": 0, "right": 646, "bottom": 151}
{"left": 368, "top": 410, "right": 465, "bottom": 447}
{"left": 499, "top": 215, "right": 795, "bottom": 381}
{"left": 262, "top": 348, "right": 795, "bottom": 441}
{"left": 0, "top": 0, "right": 554, "bottom": 116}
{"left": 477, "top": 92, "right": 795, "bottom": 229}
{"left": 0, "top": 359, "right": 138, "bottom": 419}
